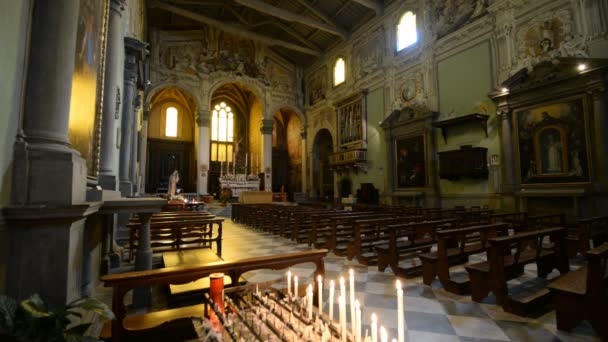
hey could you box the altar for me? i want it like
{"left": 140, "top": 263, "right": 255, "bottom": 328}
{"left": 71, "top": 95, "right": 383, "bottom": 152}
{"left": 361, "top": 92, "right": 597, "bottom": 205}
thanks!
{"left": 219, "top": 175, "right": 260, "bottom": 197}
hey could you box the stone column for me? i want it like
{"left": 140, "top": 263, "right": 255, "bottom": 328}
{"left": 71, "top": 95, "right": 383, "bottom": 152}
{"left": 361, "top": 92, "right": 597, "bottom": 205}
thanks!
{"left": 260, "top": 119, "right": 273, "bottom": 191}
{"left": 118, "top": 64, "right": 136, "bottom": 197}
{"left": 130, "top": 94, "right": 141, "bottom": 194}
{"left": 98, "top": 0, "right": 126, "bottom": 191}
{"left": 133, "top": 212, "right": 153, "bottom": 308}
{"left": 197, "top": 109, "right": 211, "bottom": 195}
{"left": 300, "top": 128, "right": 308, "bottom": 196}
{"left": 18, "top": 0, "right": 87, "bottom": 205}
{"left": 139, "top": 105, "right": 149, "bottom": 194}
{"left": 498, "top": 110, "right": 516, "bottom": 194}
{"left": 119, "top": 37, "right": 147, "bottom": 197}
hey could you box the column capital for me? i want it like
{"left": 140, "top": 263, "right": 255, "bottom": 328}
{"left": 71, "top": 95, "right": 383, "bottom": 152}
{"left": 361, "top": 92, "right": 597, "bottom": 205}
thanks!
{"left": 496, "top": 109, "right": 512, "bottom": 120}
{"left": 197, "top": 109, "right": 211, "bottom": 127}
{"left": 124, "top": 37, "right": 149, "bottom": 90}
{"left": 260, "top": 119, "right": 274, "bottom": 135}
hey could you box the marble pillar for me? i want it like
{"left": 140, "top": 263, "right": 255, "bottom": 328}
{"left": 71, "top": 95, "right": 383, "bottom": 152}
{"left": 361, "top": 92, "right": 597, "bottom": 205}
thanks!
{"left": 17, "top": 0, "right": 87, "bottom": 206}
{"left": 139, "top": 105, "right": 149, "bottom": 194}
{"left": 197, "top": 110, "right": 211, "bottom": 195}
{"left": 261, "top": 119, "right": 273, "bottom": 191}
{"left": 118, "top": 66, "right": 136, "bottom": 197}
{"left": 119, "top": 37, "right": 147, "bottom": 197}
{"left": 130, "top": 95, "right": 141, "bottom": 194}
{"left": 98, "top": 0, "right": 126, "bottom": 191}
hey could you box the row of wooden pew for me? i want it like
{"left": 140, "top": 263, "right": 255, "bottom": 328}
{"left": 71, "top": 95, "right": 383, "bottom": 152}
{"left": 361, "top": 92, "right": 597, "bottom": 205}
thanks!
{"left": 126, "top": 210, "right": 224, "bottom": 260}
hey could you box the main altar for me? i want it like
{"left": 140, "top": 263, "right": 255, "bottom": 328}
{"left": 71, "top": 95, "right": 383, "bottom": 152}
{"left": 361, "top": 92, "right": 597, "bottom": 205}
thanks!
{"left": 218, "top": 174, "right": 260, "bottom": 197}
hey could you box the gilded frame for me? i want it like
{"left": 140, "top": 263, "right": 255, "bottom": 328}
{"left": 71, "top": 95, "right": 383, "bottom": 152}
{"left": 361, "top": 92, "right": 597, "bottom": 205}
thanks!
{"left": 393, "top": 132, "right": 428, "bottom": 190}
{"left": 513, "top": 94, "right": 592, "bottom": 187}
{"left": 68, "top": 0, "right": 110, "bottom": 181}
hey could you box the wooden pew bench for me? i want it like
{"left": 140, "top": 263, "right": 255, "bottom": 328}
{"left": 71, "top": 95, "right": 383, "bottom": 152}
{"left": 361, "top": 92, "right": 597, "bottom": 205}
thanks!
{"left": 465, "top": 227, "right": 569, "bottom": 314}
{"left": 548, "top": 243, "right": 608, "bottom": 340}
{"left": 100, "top": 249, "right": 328, "bottom": 341}
{"left": 128, "top": 217, "right": 224, "bottom": 260}
{"left": 490, "top": 212, "right": 528, "bottom": 233}
{"left": 571, "top": 216, "right": 608, "bottom": 257}
{"left": 345, "top": 217, "right": 400, "bottom": 264}
{"left": 421, "top": 223, "right": 510, "bottom": 294}
{"left": 376, "top": 219, "right": 457, "bottom": 276}
{"left": 310, "top": 211, "right": 391, "bottom": 248}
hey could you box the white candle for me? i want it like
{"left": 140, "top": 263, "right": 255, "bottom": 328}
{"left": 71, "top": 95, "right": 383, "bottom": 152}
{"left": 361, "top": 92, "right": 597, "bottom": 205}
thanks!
{"left": 380, "top": 326, "right": 388, "bottom": 342}
{"left": 245, "top": 152, "right": 248, "bottom": 173}
{"left": 307, "top": 284, "right": 313, "bottom": 320}
{"left": 349, "top": 269, "right": 356, "bottom": 338}
{"left": 317, "top": 275, "right": 323, "bottom": 315}
{"left": 339, "top": 277, "right": 346, "bottom": 302}
{"left": 220, "top": 161, "right": 223, "bottom": 177}
{"left": 329, "top": 280, "right": 335, "bottom": 321}
{"left": 339, "top": 295, "right": 347, "bottom": 341}
{"left": 294, "top": 276, "right": 298, "bottom": 298}
{"left": 287, "top": 271, "right": 292, "bottom": 297}
{"left": 355, "top": 300, "right": 361, "bottom": 342}
{"left": 396, "top": 280, "right": 404, "bottom": 342}
{"left": 371, "top": 313, "right": 378, "bottom": 342}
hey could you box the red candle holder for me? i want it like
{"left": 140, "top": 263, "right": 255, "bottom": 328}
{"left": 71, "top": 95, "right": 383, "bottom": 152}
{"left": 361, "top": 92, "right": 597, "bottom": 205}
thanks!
{"left": 209, "top": 273, "right": 225, "bottom": 314}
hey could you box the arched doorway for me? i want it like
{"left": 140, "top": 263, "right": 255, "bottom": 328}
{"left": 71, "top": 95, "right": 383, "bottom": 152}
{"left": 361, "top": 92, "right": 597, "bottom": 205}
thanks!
{"left": 312, "top": 129, "right": 334, "bottom": 201}
{"left": 272, "top": 108, "right": 302, "bottom": 200}
{"left": 209, "top": 83, "right": 262, "bottom": 196}
{"left": 146, "top": 87, "right": 197, "bottom": 193}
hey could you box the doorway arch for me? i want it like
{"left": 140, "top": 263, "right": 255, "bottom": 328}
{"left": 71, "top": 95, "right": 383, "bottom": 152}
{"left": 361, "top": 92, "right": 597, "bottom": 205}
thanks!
{"left": 312, "top": 128, "right": 334, "bottom": 201}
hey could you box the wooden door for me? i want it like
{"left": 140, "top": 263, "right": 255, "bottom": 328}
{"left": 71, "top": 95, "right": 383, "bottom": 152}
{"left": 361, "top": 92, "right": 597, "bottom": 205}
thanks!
{"left": 146, "top": 138, "right": 194, "bottom": 193}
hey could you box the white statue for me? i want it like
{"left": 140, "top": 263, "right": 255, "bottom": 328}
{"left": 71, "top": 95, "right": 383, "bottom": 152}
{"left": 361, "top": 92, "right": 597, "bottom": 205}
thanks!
{"left": 545, "top": 135, "right": 562, "bottom": 173}
{"left": 168, "top": 170, "right": 180, "bottom": 196}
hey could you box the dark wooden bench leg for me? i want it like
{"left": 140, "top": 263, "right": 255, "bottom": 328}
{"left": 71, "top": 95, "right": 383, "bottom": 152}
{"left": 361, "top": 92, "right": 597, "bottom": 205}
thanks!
{"left": 421, "top": 259, "right": 437, "bottom": 285}
{"left": 468, "top": 270, "right": 490, "bottom": 302}
{"left": 553, "top": 292, "right": 583, "bottom": 331}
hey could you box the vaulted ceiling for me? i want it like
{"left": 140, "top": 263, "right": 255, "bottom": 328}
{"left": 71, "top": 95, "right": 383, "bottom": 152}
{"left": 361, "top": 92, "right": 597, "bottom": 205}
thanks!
{"left": 147, "top": 0, "right": 392, "bottom": 66}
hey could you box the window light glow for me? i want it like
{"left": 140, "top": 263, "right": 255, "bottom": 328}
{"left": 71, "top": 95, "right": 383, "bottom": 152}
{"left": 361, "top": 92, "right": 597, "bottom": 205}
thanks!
{"left": 397, "top": 11, "right": 417, "bottom": 51}
{"left": 165, "top": 107, "right": 178, "bottom": 137}
{"left": 211, "top": 102, "right": 235, "bottom": 162}
{"left": 334, "top": 58, "right": 345, "bottom": 86}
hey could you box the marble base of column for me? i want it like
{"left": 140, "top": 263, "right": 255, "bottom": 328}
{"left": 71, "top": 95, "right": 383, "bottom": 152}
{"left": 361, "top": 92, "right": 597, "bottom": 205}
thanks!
{"left": 99, "top": 174, "right": 118, "bottom": 191}
{"left": 119, "top": 181, "right": 133, "bottom": 197}
{"left": 18, "top": 143, "right": 88, "bottom": 205}
{"left": 4, "top": 204, "right": 102, "bottom": 308}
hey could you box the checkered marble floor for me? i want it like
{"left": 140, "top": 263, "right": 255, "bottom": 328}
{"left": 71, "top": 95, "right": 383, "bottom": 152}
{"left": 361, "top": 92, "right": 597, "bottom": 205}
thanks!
{"left": 220, "top": 218, "right": 601, "bottom": 342}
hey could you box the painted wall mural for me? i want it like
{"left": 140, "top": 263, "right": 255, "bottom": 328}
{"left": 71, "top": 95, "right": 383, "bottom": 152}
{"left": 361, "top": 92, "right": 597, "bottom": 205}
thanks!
{"left": 516, "top": 97, "right": 589, "bottom": 184}
{"left": 352, "top": 26, "right": 384, "bottom": 82}
{"left": 428, "top": 0, "right": 486, "bottom": 39}
{"left": 306, "top": 66, "right": 328, "bottom": 106}
{"left": 68, "top": 0, "right": 109, "bottom": 179}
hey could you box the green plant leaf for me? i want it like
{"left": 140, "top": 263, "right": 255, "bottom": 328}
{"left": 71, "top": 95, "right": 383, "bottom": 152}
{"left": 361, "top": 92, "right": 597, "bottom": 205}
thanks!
{"left": 64, "top": 323, "right": 91, "bottom": 335}
{"left": 20, "top": 295, "right": 49, "bottom": 318}
{"left": 68, "top": 299, "right": 114, "bottom": 321}
{"left": 0, "top": 294, "right": 18, "bottom": 331}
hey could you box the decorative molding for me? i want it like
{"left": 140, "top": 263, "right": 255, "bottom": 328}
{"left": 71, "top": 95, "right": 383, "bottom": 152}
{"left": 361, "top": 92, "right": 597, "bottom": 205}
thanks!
{"left": 260, "top": 118, "right": 274, "bottom": 135}
{"left": 197, "top": 110, "right": 211, "bottom": 127}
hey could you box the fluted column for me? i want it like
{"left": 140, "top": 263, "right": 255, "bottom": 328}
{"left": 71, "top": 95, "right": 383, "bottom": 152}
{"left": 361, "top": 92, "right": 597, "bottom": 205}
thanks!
{"left": 260, "top": 119, "right": 273, "bottom": 191}
{"left": 98, "top": 0, "right": 126, "bottom": 191}
{"left": 197, "top": 109, "right": 211, "bottom": 195}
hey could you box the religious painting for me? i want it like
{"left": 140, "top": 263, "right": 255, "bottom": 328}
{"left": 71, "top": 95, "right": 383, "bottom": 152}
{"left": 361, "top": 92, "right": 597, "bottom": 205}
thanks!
{"left": 68, "top": 0, "right": 109, "bottom": 180}
{"left": 306, "top": 66, "right": 328, "bottom": 106}
{"left": 428, "top": 0, "right": 486, "bottom": 39}
{"left": 516, "top": 97, "right": 589, "bottom": 184}
{"left": 394, "top": 135, "right": 426, "bottom": 188}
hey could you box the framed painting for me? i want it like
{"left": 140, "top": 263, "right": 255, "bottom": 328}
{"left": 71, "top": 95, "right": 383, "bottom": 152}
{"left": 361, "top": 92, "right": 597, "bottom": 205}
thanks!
{"left": 68, "top": 0, "right": 110, "bottom": 180}
{"left": 394, "top": 135, "right": 427, "bottom": 189}
{"left": 515, "top": 96, "right": 590, "bottom": 185}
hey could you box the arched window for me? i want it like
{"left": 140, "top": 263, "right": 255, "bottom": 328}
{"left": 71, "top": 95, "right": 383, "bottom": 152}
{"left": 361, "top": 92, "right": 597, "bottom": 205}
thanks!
{"left": 211, "top": 102, "right": 234, "bottom": 163}
{"left": 334, "top": 58, "right": 345, "bottom": 86}
{"left": 165, "top": 106, "right": 178, "bottom": 137}
{"left": 397, "top": 11, "right": 417, "bottom": 51}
